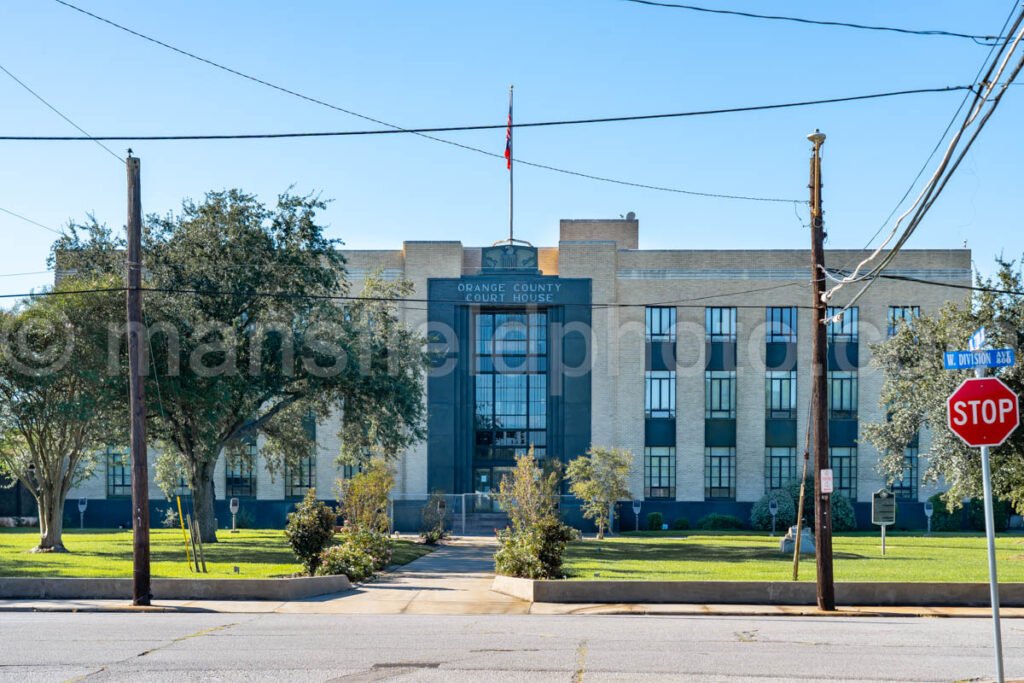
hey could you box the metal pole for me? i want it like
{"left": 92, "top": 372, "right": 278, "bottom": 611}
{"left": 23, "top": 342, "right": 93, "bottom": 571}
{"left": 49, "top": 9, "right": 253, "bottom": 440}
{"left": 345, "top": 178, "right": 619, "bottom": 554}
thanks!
{"left": 977, "top": 365, "right": 1005, "bottom": 682}
{"left": 127, "top": 155, "right": 151, "bottom": 606}
{"left": 461, "top": 493, "right": 466, "bottom": 536}
{"left": 881, "top": 524, "right": 886, "bottom": 556}
{"left": 807, "top": 129, "right": 835, "bottom": 610}
{"left": 508, "top": 85, "right": 514, "bottom": 243}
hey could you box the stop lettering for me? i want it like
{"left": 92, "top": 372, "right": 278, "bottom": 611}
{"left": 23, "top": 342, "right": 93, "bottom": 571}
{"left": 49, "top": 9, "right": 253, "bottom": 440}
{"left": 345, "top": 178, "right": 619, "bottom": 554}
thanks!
{"left": 946, "top": 377, "right": 1020, "bottom": 447}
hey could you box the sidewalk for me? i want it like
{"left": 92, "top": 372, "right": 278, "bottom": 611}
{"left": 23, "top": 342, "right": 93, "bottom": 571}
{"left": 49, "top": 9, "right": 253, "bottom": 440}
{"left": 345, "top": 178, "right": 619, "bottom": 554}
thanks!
{"left": 2, "top": 537, "right": 1023, "bottom": 618}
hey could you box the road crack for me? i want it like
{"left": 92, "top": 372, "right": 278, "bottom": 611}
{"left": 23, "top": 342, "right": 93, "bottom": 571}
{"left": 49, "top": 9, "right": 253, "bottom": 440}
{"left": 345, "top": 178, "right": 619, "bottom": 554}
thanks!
{"left": 572, "top": 639, "right": 588, "bottom": 682}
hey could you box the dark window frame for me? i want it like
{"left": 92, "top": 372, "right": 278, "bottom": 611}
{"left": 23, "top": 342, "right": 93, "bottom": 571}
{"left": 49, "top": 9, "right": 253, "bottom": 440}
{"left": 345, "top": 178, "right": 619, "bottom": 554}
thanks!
{"left": 644, "top": 447, "right": 676, "bottom": 500}
{"left": 828, "top": 370, "right": 858, "bottom": 419}
{"left": 887, "top": 305, "right": 921, "bottom": 338}
{"left": 645, "top": 306, "right": 677, "bottom": 342}
{"left": 225, "top": 441, "right": 257, "bottom": 498}
{"left": 765, "top": 370, "right": 797, "bottom": 419}
{"left": 891, "top": 446, "right": 919, "bottom": 501}
{"left": 829, "top": 447, "right": 858, "bottom": 500}
{"left": 705, "top": 370, "right": 736, "bottom": 419}
{"left": 826, "top": 306, "right": 859, "bottom": 342}
{"left": 645, "top": 370, "right": 676, "bottom": 419}
{"left": 766, "top": 306, "right": 798, "bottom": 343}
{"left": 106, "top": 447, "right": 131, "bottom": 498}
{"left": 705, "top": 307, "right": 737, "bottom": 343}
{"left": 704, "top": 446, "right": 736, "bottom": 500}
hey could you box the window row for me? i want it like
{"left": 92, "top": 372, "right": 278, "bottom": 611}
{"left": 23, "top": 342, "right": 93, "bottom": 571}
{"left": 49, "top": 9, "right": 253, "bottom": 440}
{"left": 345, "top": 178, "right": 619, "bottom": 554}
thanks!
{"left": 641, "top": 446, "right": 920, "bottom": 502}
{"left": 103, "top": 446, "right": 317, "bottom": 499}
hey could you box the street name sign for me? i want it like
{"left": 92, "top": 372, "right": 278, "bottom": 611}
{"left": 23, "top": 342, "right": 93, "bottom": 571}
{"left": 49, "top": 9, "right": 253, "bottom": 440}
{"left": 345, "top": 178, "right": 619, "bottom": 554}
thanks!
{"left": 946, "top": 377, "right": 1020, "bottom": 447}
{"left": 969, "top": 327, "right": 987, "bottom": 351}
{"left": 943, "top": 348, "right": 1016, "bottom": 371}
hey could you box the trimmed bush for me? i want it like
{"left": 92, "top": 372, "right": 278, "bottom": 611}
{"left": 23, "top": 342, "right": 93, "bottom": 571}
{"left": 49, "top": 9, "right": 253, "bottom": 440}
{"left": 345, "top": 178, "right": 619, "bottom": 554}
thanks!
{"left": 495, "top": 519, "right": 579, "bottom": 579}
{"left": 670, "top": 517, "right": 690, "bottom": 531}
{"left": 750, "top": 490, "right": 797, "bottom": 531}
{"left": 830, "top": 493, "right": 857, "bottom": 531}
{"left": 420, "top": 490, "right": 450, "bottom": 545}
{"left": 646, "top": 512, "right": 664, "bottom": 531}
{"left": 285, "top": 489, "right": 337, "bottom": 575}
{"left": 968, "top": 497, "right": 1012, "bottom": 532}
{"left": 697, "top": 513, "right": 745, "bottom": 530}
{"left": 339, "top": 527, "right": 393, "bottom": 570}
{"left": 316, "top": 543, "right": 375, "bottom": 582}
{"left": 927, "top": 493, "right": 963, "bottom": 532}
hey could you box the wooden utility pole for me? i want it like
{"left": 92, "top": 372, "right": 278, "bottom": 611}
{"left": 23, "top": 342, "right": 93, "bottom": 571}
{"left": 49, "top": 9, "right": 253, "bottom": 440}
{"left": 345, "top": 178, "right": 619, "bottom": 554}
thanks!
{"left": 127, "top": 154, "right": 151, "bottom": 606}
{"left": 807, "top": 130, "right": 835, "bottom": 611}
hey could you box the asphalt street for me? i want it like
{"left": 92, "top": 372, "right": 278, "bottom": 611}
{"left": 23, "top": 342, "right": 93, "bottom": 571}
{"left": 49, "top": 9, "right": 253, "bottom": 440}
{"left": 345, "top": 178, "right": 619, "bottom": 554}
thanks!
{"left": 1, "top": 612, "right": 1021, "bottom": 682}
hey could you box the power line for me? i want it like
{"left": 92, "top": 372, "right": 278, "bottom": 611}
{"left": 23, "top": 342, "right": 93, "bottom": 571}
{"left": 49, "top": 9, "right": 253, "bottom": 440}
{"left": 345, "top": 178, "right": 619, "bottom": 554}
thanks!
{"left": 0, "top": 61, "right": 122, "bottom": 163}
{"left": 0, "top": 84, "right": 972, "bottom": 143}
{"left": 621, "top": 0, "right": 1004, "bottom": 44}
{"left": 42, "top": 0, "right": 783, "bottom": 204}
{"left": 0, "top": 206, "right": 64, "bottom": 236}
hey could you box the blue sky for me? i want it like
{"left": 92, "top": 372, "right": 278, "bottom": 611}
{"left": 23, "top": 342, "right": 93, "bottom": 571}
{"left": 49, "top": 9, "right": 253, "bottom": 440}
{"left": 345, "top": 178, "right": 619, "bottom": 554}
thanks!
{"left": 1, "top": 0, "right": 1021, "bottom": 298}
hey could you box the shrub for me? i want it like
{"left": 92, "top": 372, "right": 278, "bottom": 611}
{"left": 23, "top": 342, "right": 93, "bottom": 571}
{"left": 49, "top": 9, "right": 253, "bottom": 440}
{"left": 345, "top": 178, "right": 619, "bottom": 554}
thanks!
{"left": 671, "top": 517, "right": 690, "bottom": 531}
{"left": 750, "top": 490, "right": 796, "bottom": 531}
{"left": 420, "top": 490, "right": 450, "bottom": 544}
{"left": 697, "top": 513, "right": 745, "bottom": 530}
{"left": 830, "top": 493, "right": 857, "bottom": 531}
{"left": 336, "top": 459, "right": 394, "bottom": 534}
{"left": 161, "top": 506, "right": 180, "bottom": 529}
{"left": 927, "top": 493, "right": 963, "bottom": 532}
{"left": 646, "top": 512, "right": 664, "bottom": 531}
{"left": 339, "top": 527, "right": 393, "bottom": 570}
{"left": 316, "top": 543, "right": 375, "bottom": 582}
{"left": 285, "top": 489, "right": 337, "bottom": 575}
{"left": 968, "top": 497, "right": 1012, "bottom": 532}
{"left": 495, "top": 518, "right": 579, "bottom": 579}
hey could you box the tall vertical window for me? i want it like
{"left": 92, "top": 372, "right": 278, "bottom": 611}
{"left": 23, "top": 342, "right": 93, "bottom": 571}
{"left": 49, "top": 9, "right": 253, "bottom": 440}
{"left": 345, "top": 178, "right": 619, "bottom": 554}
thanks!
{"left": 226, "top": 441, "right": 257, "bottom": 498}
{"left": 826, "top": 306, "right": 858, "bottom": 342}
{"left": 705, "top": 447, "right": 736, "bottom": 499}
{"left": 106, "top": 447, "right": 131, "bottom": 498}
{"left": 644, "top": 447, "right": 676, "bottom": 499}
{"left": 829, "top": 447, "right": 858, "bottom": 500}
{"left": 705, "top": 370, "right": 736, "bottom": 419}
{"left": 705, "top": 307, "right": 737, "bottom": 342}
{"left": 887, "top": 305, "right": 920, "bottom": 337}
{"left": 646, "top": 307, "right": 676, "bottom": 342}
{"left": 892, "top": 447, "right": 919, "bottom": 501}
{"left": 645, "top": 371, "right": 676, "bottom": 418}
{"left": 828, "top": 371, "right": 858, "bottom": 419}
{"left": 765, "top": 447, "right": 796, "bottom": 491}
{"left": 766, "top": 306, "right": 797, "bottom": 343}
{"left": 474, "top": 312, "right": 548, "bottom": 460}
{"left": 765, "top": 370, "right": 797, "bottom": 418}
{"left": 286, "top": 414, "right": 316, "bottom": 498}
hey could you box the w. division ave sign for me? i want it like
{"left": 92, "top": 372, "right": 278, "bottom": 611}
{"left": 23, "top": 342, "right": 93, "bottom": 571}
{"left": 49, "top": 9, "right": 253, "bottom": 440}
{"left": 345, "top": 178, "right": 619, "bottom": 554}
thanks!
{"left": 947, "top": 377, "right": 1020, "bottom": 447}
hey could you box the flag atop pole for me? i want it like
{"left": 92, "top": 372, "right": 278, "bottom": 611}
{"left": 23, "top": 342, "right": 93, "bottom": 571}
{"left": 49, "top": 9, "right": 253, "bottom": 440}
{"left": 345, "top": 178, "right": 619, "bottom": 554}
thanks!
{"left": 506, "top": 85, "right": 514, "bottom": 243}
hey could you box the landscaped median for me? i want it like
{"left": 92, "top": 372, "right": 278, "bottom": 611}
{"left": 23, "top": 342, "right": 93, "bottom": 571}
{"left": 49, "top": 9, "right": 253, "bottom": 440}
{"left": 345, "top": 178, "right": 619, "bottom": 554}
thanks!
{"left": 0, "top": 528, "right": 433, "bottom": 601}
{"left": 492, "top": 531, "right": 1024, "bottom": 606}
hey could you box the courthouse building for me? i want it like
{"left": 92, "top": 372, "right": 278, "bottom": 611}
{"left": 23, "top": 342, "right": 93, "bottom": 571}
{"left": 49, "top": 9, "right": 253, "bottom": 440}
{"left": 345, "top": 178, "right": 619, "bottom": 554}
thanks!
{"left": 6, "top": 217, "right": 969, "bottom": 530}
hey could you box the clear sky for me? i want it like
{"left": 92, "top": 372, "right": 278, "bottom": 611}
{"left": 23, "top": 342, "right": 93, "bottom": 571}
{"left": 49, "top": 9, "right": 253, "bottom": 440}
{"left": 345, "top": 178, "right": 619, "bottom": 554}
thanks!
{"left": 1, "top": 0, "right": 1021, "bottom": 299}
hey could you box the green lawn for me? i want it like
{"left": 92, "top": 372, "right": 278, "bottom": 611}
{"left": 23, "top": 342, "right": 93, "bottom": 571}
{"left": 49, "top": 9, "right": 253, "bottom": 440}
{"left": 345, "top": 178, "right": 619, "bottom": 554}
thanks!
{"left": 0, "top": 529, "right": 432, "bottom": 579}
{"left": 564, "top": 531, "right": 1024, "bottom": 582}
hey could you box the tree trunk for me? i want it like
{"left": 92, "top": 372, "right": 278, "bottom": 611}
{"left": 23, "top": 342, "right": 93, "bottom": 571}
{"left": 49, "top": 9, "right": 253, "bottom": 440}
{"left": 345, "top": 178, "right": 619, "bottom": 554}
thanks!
{"left": 597, "top": 520, "right": 605, "bottom": 541}
{"left": 191, "top": 460, "right": 219, "bottom": 543}
{"left": 33, "top": 490, "right": 67, "bottom": 553}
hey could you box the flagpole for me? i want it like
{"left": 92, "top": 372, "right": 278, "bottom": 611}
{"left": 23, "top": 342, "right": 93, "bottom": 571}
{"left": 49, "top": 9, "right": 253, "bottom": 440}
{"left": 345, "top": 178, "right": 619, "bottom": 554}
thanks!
{"left": 508, "top": 84, "right": 514, "bottom": 243}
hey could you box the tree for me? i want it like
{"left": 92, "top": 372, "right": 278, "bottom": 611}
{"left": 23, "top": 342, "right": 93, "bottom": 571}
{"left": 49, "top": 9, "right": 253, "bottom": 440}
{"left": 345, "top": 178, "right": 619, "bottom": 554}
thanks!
{"left": 566, "top": 446, "right": 633, "bottom": 539}
{"left": 497, "top": 448, "right": 560, "bottom": 533}
{"left": 864, "top": 257, "right": 1024, "bottom": 512}
{"left": 55, "top": 190, "right": 427, "bottom": 541}
{"left": 0, "top": 277, "right": 124, "bottom": 551}
{"left": 336, "top": 459, "right": 393, "bottom": 533}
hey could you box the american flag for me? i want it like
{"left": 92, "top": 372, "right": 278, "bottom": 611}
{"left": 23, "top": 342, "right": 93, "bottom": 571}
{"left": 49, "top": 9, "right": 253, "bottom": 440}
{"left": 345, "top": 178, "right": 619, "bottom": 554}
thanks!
{"left": 504, "top": 91, "right": 512, "bottom": 170}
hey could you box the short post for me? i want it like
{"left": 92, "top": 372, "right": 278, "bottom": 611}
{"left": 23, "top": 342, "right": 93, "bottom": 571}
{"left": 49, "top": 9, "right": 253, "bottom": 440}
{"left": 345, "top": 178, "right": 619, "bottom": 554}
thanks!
{"left": 769, "top": 498, "right": 779, "bottom": 537}
{"left": 229, "top": 497, "right": 240, "bottom": 534}
{"left": 631, "top": 500, "right": 642, "bottom": 532}
{"left": 460, "top": 494, "right": 466, "bottom": 536}
{"left": 924, "top": 500, "right": 934, "bottom": 535}
{"left": 871, "top": 489, "right": 896, "bottom": 557}
{"left": 78, "top": 497, "right": 87, "bottom": 530}
{"left": 881, "top": 524, "right": 887, "bottom": 556}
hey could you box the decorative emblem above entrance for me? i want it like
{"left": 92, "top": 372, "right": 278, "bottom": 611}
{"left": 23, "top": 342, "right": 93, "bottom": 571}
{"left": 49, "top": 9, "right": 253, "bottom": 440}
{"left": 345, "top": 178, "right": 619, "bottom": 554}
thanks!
{"left": 481, "top": 244, "right": 538, "bottom": 273}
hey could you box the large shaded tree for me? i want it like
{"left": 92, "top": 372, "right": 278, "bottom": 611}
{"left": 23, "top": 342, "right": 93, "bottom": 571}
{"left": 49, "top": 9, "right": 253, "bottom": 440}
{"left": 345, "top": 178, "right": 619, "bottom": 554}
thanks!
{"left": 0, "top": 276, "right": 124, "bottom": 551}
{"left": 56, "top": 190, "right": 427, "bottom": 541}
{"left": 864, "top": 258, "right": 1024, "bottom": 511}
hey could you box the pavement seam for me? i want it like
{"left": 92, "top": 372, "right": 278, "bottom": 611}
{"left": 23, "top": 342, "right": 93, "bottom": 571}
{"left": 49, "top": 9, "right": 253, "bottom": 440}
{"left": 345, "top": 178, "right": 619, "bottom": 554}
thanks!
{"left": 572, "top": 639, "right": 588, "bottom": 682}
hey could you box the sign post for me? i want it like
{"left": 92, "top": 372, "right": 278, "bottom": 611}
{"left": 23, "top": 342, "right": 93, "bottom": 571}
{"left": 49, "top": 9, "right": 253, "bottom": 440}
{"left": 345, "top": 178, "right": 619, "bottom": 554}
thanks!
{"left": 945, "top": 329, "right": 1019, "bottom": 683}
{"left": 871, "top": 489, "right": 896, "bottom": 556}
{"left": 229, "top": 497, "right": 240, "bottom": 534}
{"left": 924, "top": 500, "right": 933, "bottom": 535}
{"left": 632, "top": 500, "right": 642, "bottom": 532}
{"left": 768, "top": 499, "right": 779, "bottom": 536}
{"left": 77, "top": 497, "right": 88, "bottom": 530}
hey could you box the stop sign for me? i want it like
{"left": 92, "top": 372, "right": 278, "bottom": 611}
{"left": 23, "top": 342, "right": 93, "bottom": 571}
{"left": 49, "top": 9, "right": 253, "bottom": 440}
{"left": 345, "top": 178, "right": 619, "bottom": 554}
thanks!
{"left": 947, "top": 377, "right": 1020, "bottom": 447}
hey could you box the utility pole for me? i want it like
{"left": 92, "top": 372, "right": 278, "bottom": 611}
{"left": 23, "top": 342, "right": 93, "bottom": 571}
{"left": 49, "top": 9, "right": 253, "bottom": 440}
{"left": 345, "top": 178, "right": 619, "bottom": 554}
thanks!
{"left": 127, "top": 153, "right": 151, "bottom": 606}
{"left": 807, "top": 130, "right": 835, "bottom": 611}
